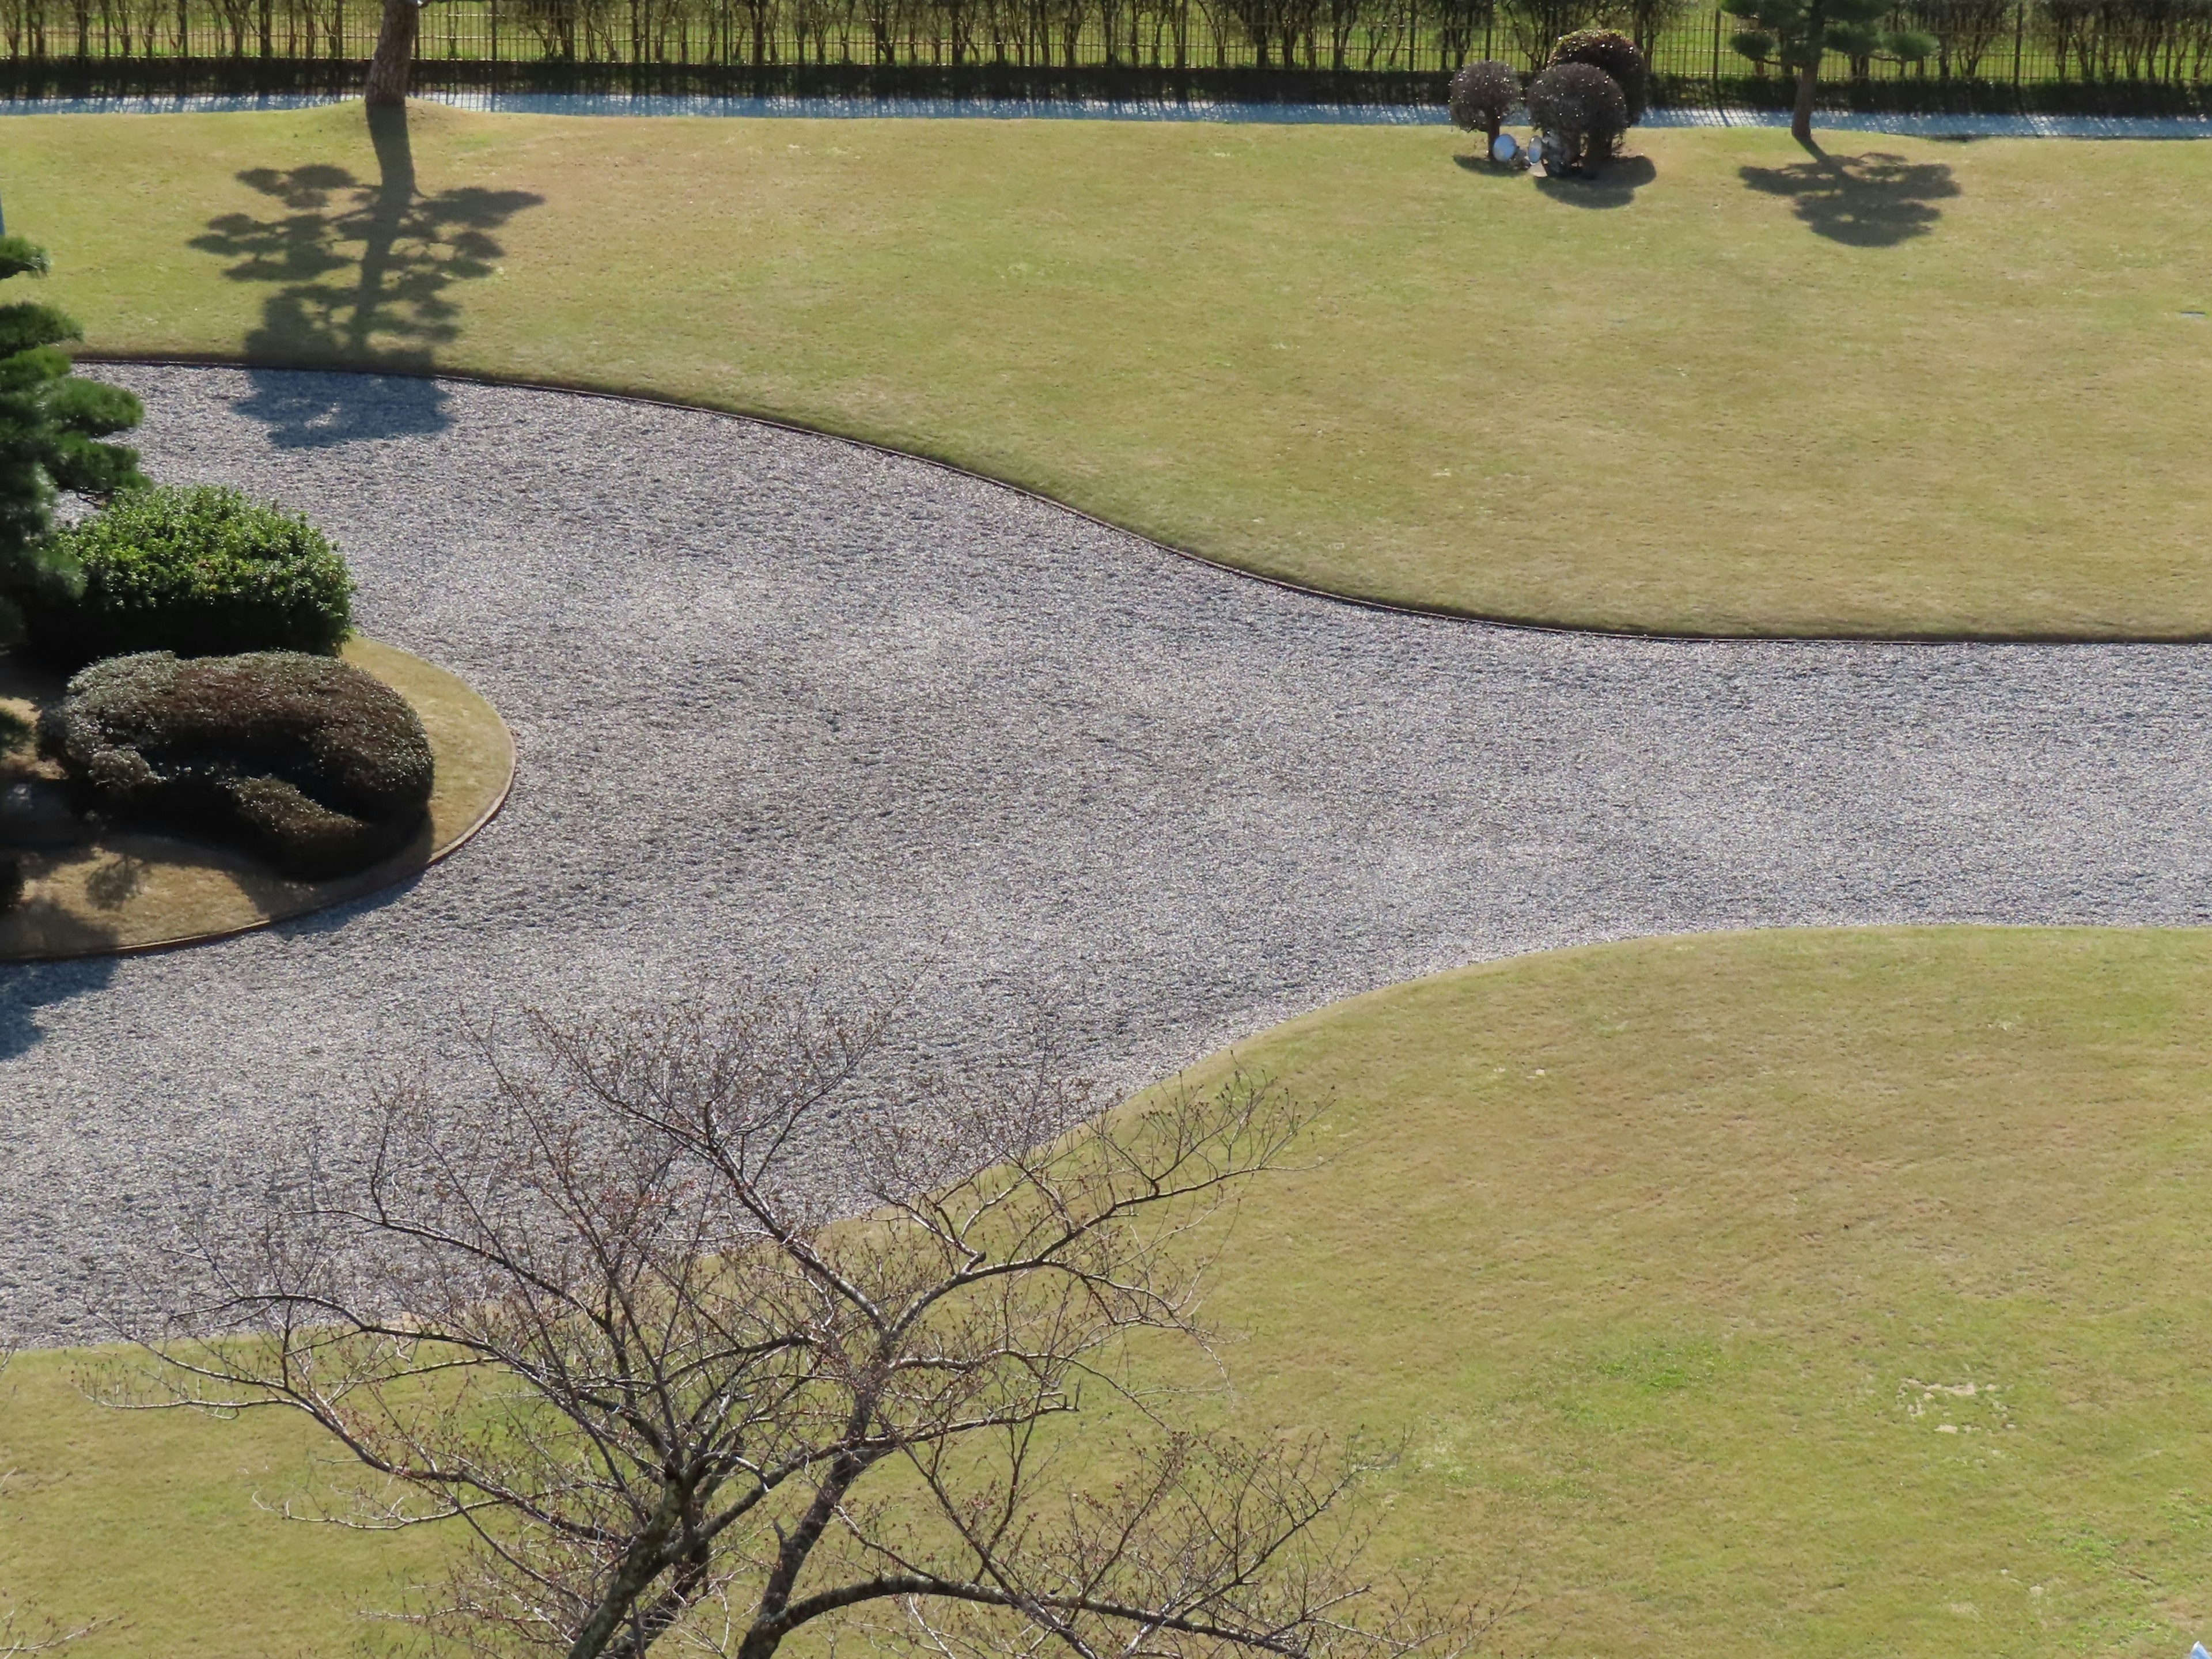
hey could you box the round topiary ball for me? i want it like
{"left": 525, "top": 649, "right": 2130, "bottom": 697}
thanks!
{"left": 29, "top": 484, "right": 354, "bottom": 668}
{"left": 41, "top": 649, "right": 433, "bottom": 879}
{"left": 1448, "top": 59, "right": 1521, "bottom": 143}
{"left": 1547, "top": 28, "right": 1647, "bottom": 124}
{"left": 1527, "top": 60, "right": 1632, "bottom": 171}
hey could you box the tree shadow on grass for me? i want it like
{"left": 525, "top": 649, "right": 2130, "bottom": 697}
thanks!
{"left": 1737, "top": 146, "right": 1959, "bottom": 245}
{"left": 1535, "top": 153, "right": 1657, "bottom": 208}
{"left": 1452, "top": 151, "right": 1657, "bottom": 207}
{"left": 190, "top": 104, "right": 545, "bottom": 446}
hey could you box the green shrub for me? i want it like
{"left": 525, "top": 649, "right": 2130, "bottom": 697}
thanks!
{"left": 1547, "top": 28, "right": 1647, "bottom": 124}
{"left": 1527, "top": 60, "right": 1633, "bottom": 171}
{"left": 28, "top": 484, "right": 354, "bottom": 668}
{"left": 1448, "top": 59, "right": 1521, "bottom": 147}
{"left": 41, "top": 650, "right": 433, "bottom": 879}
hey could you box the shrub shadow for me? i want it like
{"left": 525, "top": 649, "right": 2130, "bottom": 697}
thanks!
{"left": 1533, "top": 153, "right": 1657, "bottom": 207}
{"left": 1737, "top": 147, "right": 1960, "bottom": 245}
{"left": 190, "top": 104, "right": 544, "bottom": 445}
{"left": 0, "top": 955, "right": 119, "bottom": 1060}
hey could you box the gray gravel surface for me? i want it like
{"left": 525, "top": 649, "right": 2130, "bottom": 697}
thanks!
{"left": 6, "top": 362, "right": 2212, "bottom": 1342}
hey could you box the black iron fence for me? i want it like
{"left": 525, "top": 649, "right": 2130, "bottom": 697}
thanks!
{"left": 1, "top": 0, "right": 2209, "bottom": 107}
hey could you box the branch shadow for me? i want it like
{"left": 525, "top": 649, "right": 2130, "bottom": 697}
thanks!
{"left": 1737, "top": 147, "right": 1960, "bottom": 245}
{"left": 189, "top": 105, "right": 546, "bottom": 446}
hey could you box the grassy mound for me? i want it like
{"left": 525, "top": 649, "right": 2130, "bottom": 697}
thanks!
{"left": 8, "top": 927, "right": 2212, "bottom": 1657}
{"left": 9, "top": 105, "right": 2212, "bottom": 636}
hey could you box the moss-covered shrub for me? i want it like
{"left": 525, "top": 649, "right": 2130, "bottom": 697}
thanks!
{"left": 42, "top": 650, "right": 433, "bottom": 878}
{"left": 28, "top": 484, "right": 354, "bottom": 667}
{"left": 1527, "top": 60, "right": 1632, "bottom": 172}
{"left": 1547, "top": 28, "right": 1647, "bottom": 124}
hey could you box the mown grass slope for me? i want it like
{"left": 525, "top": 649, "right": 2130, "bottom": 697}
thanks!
{"left": 7, "top": 105, "right": 2212, "bottom": 634}
{"left": 9, "top": 927, "right": 2212, "bottom": 1656}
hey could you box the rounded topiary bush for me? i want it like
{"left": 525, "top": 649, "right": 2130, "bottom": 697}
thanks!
{"left": 41, "top": 650, "right": 433, "bottom": 879}
{"left": 1448, "top": 59, "right": 1521, "bottom": 147}
{"left": 1548, "top": 28, "right": 1648, "bottom": 123}
{"left": 1527, "top": 61, "right": 1632, "bottom": 172}
{"left": 28, "top": 484, "right": 354, "bottom": 668}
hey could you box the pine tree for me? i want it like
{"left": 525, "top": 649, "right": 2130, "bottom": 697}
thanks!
{"left": 1721, "top": 0, "right": 1933, "bottom": 143}
{"left": 0, "top": 236, "right": 144, "bottom": 645}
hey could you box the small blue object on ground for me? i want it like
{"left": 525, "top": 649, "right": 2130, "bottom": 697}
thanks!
{"left": 2188, "top": 1642, "right": 2209, "bottom": 1658}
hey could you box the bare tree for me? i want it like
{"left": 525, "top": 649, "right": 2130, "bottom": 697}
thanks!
{"left": 102, "top": 993, "right": 1494, "bottom": 1659}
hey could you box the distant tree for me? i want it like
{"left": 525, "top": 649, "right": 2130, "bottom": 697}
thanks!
{"left": 109, "top": 991, "right": 1500, "bottom": 1659}
{"left": 1499, "top": 0, "right": 1589, "bottom": 67}
{"left": 1525, "top": 59, "right": 1630, "bottom": 169}
{"left": 0, "top": 237, "right": 143, "bottom": 649}
{"left": 1449, "top": 58, "right": 1522, "bottom": 150}
{"left": 1721, "top": 0, "right": 1932, "bottom": 142}
{"left": 1609, "top": 0, "right": 1692, "bottom": 63}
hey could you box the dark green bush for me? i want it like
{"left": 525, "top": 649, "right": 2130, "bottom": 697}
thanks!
{"left": 0, "top": 857, "right": 21, "bottom": 913}
{"left": 1547, "top": 28, "right": 1648, "bottom": 124}
{"left": 28, "top": 484, "right": 354, "bottom": 668}
{"left": 1527, "top": 60, "right": 1633, "bottom": 171}
{"left": 1448, "top": 59, "right": 1521, "bottom": 146}
{"left": 42, "top": 650, "right": 433, "bottom": 879}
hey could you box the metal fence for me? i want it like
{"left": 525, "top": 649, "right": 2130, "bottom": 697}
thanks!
{"left": 1, "top": 0, "right": 2207, "bottom": 99}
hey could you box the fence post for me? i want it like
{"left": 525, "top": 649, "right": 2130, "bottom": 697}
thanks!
{"left": 1710, "top": 5, "right": 1719, "bottom": 86}
{"left": 2012, "top": 0, "right": 2024, "bottom": 85}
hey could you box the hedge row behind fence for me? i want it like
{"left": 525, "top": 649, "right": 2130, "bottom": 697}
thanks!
{"left": 3, "top": 0, "right": 2211, "bottom": 106}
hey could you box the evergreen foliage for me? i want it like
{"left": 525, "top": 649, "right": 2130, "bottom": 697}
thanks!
{"left": 1548, "top": 28, "right": 1649, "bottom": 122}
{"left": 1448, "top": 59, "right": 1522, "bottom": 147}
{"left": 0, "top": 236, "right": 145, "bottom": 647}
{"left": 1527, "top": 60, "right": 1632, "bottom": 169}
{"left": 29, "top": 483, "right": 354, "bottom": 667}
{"left": 1722, "top": 0, "right": 1934, "bottom": 138}
{"left": 42, "top": 649, "right": 433, "bottom": 878}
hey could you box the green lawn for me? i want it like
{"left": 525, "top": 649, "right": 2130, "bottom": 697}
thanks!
{"left": 7, "top": 104, "right": 2212, "bottom": 636}
{"left": 13, "top": 926, "right": 2212, "bottom": 1657}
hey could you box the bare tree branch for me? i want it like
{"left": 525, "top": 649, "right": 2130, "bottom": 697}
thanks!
{"left": 100, "top": 987, "right": 1499, "bottom": 1659}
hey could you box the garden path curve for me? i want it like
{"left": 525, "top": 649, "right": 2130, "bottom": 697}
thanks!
{"left": 6, "top": 363, "right": 2212, "bottom": 1341}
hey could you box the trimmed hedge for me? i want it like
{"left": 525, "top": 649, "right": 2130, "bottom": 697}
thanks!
{"left": 1528, "top": 60, "right": 1633, "bottom": 169}
{"left": 29, "top": 484, "right": 354, "bottom": 667}
{"left": 42, "top": 650, "right": 433, "bottom": 878}
{"left": 1548, "top": 28, "right": 1648, "bottom": 124}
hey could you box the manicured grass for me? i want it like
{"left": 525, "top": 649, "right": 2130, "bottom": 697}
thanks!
{"left": 7, "top": 104, "right": 2212, "bottom": 636}
{"left": 12, "top": 926, "right": 2212, "bottom": 1656}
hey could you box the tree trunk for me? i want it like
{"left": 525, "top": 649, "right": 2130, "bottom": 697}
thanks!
{"left": 364, "top": 0, "right": 419, "bottom": 105}
{"left": 1790, "top": 52, "right": 1817, "bottom": 143}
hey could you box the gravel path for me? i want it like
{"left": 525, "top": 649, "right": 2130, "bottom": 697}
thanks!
{"left": 6, "top": 362, "right": 2212, "bottom": 1342}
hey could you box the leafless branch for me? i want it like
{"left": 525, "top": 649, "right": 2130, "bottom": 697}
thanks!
{"left": 101, "top": 986, "right": 1498, "bottom": 1659}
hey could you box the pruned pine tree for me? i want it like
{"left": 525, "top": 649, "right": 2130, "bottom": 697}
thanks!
{"left": 105, "top": 991, "right": 1502, "bottom": 1659}
{"left": 1721, "top": 0, "right": 1934, "bottom": 142}
{"left": 0, "top": 237, "right": 143, "bottom": 646}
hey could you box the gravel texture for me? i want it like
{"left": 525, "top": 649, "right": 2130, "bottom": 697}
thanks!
{"left": 6, "top": 362, "right": 2212, "bottom": 1342}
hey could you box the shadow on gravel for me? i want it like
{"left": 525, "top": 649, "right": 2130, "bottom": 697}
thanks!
{"left": 190, "top": 104, "right": 544, "bottom": 446}
{"left": 1737, "top": 147, "right": 1959, "bottom": 245}
{"left": 0, "top": 956, "right": 119, "bottom": 1061}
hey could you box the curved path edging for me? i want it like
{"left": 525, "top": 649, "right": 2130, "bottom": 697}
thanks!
{"left": 6, "top": 361, "right": 2212, "bottom": 1346}
{"left": 86, "top": 354, "right": 2203, "bottom": 649}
